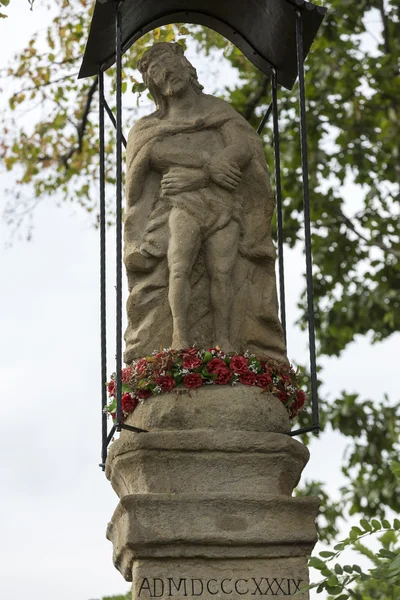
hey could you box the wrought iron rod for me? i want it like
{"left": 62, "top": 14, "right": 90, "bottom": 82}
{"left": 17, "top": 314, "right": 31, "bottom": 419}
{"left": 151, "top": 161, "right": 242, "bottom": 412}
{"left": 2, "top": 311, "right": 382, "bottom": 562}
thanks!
{"left": 99, "top": 424, "right": 117, "bottom": 469}
{"left": 115, "top": 2, "right": 123, "bottom": 431}
{"left": 120, "top": 423, "right": 149, "bottom": 434}
{"left": 289, "top": 425, "right": 320, "bottom": 437}
{"left": 257, "top": 102, "right": 273, "bottom": 135}
{"left": 99, "top": 69, "right": 108, "bottom": 469}
{"left": 104, "top": 98, "right": 127, "bottom": 148}
{"left": 296, "top": 10, "right": 319, "bottom": 430}
{"left": 271, "top": 71, "right": 287, "bottom": 345}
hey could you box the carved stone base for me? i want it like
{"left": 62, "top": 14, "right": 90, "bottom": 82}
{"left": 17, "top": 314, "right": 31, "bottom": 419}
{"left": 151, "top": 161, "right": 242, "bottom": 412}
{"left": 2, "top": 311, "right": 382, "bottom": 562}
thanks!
{"left": 132, "top": 558, "right": 310, "bottom": 599}
{"left": 105, "top": 387, "right": 319, "bottom": 599}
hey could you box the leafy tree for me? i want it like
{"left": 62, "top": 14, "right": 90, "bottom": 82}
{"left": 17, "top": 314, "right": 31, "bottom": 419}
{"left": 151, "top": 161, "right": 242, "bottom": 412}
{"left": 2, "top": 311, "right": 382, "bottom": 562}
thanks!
{"left": 1, "top": 0, "right": 399, "bottom": 549}
{"left": 308, "top": 462, "right": 400, "bottom": 599}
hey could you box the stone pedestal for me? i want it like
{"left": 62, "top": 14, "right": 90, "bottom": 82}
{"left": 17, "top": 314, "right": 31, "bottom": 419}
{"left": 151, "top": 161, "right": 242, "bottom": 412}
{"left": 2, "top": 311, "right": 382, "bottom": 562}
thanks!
{"left": 106, "top": 387, "right": 319, "bottom": 599}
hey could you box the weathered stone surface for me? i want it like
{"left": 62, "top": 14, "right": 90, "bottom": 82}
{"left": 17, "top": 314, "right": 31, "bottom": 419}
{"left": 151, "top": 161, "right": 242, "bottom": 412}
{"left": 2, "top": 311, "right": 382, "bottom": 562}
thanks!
{"left": 107, "top": 494, "right": 319, "bottom": 581}
{"left": 106, "top": 429, "right": 309, "bottom": 498}
{"left": 105, "top": 388, "right": 319, "bottom": 597}
{"left": 120, "top": 385, "right": 291, "bottom": 434}
{"left": 131, "top": 558, "right": 310, "bottom": 599}
{"left": 124, "top": 42, "right": 287, "bottom": 362}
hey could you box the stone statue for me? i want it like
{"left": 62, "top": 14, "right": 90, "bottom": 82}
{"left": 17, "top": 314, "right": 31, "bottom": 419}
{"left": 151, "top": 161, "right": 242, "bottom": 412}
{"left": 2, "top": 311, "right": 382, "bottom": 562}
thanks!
{"left": 124, "top": 42, "right": 287, "bottom": 363}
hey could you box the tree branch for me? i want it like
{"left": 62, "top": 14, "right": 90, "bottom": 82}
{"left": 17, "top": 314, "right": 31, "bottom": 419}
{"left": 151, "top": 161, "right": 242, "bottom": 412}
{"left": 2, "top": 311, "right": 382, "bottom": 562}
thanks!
{"left": 37, "top": 77, "right": 99, "bottom": 167}
{"left": 61, "top": 76, "right": 99, "bottom": 166}
{"left": 10, "top": 73, "right": 78, "bottom": 96}
{"left": 336, "top": 208, "right": 400, "bottom": 260}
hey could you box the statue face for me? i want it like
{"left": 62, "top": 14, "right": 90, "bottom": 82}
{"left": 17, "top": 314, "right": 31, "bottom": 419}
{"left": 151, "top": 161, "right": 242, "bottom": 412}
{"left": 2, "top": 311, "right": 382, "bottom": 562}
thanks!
{"left": 147, "top": 51, "right": 191, "bottom": 97}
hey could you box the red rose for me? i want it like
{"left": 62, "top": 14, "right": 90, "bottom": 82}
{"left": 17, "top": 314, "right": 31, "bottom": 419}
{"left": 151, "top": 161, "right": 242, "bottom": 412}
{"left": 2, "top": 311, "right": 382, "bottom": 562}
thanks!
{"left": 155, "top": 375, "right": 176, "bottom": 393}
{"left": 281, "top": 373, "right": 292, "bottom": 383}
{"left": 182, "top": 355, "right": 203, "bottom": 370}
{"left": 137, "top": 388, "right": 152, "bottom": 399}
{"left": 107, "top": 380, "right": 116, "bottom": 396}
{"left": 295, "top": 390, "right": 306, "bottom": 409}
{"left": 278, "top": 391, "right": 289, "bottom": 403}
{"left": 135, "top": 358, "right": 148, "bottom": 374}
{"left": 215, "top": 368, "right": 232, "bottom": 385}
{"left": 121, "top": 367, "right": 133, "bottom": 384}
{"left": 110, "top": 412, "right": 116, "bottom": 420}
{"left": 186, "top": 347, "right": 199, "bottom": 356}
{"left": 122, "top": 393, "right": 137, "bottom": 413}
{"left": 230, "top": 355, "right": 249, "bottom": 374}
{"left": 207, "top": 358, "right": 227, "bottom": 374}
{"left": 256, "top": 373, "right": 272, "bottom": 389}
{"left": 239, "top": 372, "right": 257, "bottom": 386}
{"left": 183, "top": 373, "right": 203, "bottom": 389}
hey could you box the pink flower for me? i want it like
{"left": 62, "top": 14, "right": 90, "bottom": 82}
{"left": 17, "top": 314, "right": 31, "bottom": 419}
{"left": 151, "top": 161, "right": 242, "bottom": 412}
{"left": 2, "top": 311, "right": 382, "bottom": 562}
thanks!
{"left": 230, "top": 355, "right": 249, "bottom": 374}
{"left": 256, "top": 373, "right": 272, "bottom": 389}
{"left": 239, "top": 372, "right": 257, "bottom": 386}
{"left": 182, "top": 355, "right": 203, "bottom": 370}
{"left": 121, "top": 367, "right": 133, "bottom": 384}
{"left": 155, "top": 375, "right": 176, "bottom": 393}
{"left": 122, "top": 393, "right": 137, "bottom": 413}
{"left": 207, "top": 358, "right": 227, "bottom": 374}
{"left": 183, "top": 373, "right": 203, "bottom": 389}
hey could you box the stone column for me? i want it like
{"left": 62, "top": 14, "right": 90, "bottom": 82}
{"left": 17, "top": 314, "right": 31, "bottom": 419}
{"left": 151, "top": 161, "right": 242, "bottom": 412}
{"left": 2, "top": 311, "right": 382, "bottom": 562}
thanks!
{"left": 106, "top": 386, "right": 319, "bottom": 599}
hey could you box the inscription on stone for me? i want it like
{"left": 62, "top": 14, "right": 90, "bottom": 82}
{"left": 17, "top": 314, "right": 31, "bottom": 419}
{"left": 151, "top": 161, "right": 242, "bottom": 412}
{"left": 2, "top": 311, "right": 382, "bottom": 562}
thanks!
{"left": 138, "top": 577, "right": 303, "bottom": 597}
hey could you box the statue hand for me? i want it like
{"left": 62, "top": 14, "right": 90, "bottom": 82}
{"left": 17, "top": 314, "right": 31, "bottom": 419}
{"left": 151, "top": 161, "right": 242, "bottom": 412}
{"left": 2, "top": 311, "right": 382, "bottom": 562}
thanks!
{"left": 208, "top": 158, "right": 242, "bottom": 191}
{"left": 161, "top": 167, "right": 207, "bottom": 195}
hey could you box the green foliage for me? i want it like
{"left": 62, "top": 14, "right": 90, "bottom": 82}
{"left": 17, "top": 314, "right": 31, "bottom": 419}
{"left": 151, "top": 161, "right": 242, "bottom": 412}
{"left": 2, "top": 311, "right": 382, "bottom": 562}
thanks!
{"left": 307, "top": 507, "right": 400, "bottom": 598}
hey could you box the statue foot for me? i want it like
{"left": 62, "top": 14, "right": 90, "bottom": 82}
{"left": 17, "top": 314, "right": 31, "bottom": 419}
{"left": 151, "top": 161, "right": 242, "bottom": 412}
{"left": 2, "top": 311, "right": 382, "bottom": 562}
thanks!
{"left": 171, "top": 336, "right": 190, "bottom": 350}
{"left": 217, "top": 338, "right": 235, "bottom": 353}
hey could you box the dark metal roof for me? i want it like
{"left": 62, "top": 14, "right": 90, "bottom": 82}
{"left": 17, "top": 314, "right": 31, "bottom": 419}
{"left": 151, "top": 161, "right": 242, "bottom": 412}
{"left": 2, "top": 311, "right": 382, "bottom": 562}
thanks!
{"left": 79, "top": 0, "right": 326, "bottom": 89}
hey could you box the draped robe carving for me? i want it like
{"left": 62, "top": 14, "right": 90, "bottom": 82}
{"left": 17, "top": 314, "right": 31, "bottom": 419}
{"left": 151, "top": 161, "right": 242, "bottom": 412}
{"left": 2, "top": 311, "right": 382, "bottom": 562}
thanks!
{"left": 123, "top": 43, "right": 287, "bottom": 364}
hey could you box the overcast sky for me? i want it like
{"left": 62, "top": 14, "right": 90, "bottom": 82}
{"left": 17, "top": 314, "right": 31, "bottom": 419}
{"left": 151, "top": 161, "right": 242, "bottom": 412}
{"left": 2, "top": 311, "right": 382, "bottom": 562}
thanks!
{"left": 1, "top": 3, "right": 398, "bottom": 600}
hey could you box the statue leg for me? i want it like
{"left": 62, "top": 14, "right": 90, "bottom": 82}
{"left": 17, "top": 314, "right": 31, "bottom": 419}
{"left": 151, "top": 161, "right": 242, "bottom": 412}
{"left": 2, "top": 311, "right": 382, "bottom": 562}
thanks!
{"left": 168, "top": 206, "right": 201, "bottom": 349}
{"left": 204, "top": 220, "right": 240, "bottom": 351}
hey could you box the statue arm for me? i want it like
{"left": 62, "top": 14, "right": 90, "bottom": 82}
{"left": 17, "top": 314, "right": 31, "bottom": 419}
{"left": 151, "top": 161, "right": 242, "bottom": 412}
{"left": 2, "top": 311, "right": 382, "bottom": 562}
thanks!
{"left": 218, "top": 120, "right": 252, "bottom": 170}
{"left": 151, "top": 143, "right": 209, "bottom": 171}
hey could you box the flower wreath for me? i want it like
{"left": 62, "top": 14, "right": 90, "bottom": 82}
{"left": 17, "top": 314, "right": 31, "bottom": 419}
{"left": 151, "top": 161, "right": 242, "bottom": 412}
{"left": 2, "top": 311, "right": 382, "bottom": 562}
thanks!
{"left": 105, "top": 347, "right": 306, "bottom": 422}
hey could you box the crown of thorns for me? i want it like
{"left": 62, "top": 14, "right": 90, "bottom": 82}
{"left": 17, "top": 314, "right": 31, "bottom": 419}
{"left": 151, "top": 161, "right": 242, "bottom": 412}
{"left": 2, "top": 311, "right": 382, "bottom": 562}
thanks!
{"left": 138, "top": 43, "right": 184, "bottom": 77}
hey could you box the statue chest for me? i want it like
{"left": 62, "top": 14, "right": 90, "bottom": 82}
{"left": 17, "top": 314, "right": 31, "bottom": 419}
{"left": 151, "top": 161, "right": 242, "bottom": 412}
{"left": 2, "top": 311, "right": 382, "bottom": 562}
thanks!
{"left": 160, "top": 129, "right": 225, "bottom": 154}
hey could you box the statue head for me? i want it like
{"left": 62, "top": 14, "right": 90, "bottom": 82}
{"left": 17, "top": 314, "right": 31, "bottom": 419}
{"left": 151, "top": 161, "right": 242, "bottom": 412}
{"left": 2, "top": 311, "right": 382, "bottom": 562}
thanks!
{"left": 138, "top": 42, "right": 203, "bottom": 117}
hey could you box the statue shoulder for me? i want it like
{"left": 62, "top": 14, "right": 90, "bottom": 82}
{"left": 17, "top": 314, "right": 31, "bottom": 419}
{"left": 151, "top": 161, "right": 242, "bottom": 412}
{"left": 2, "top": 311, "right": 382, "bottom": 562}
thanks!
{"left": 202, "top": 94, "right": 240, "bottom": 117}
{"left": 202, "top": 94, "right": 258, "bottom": 134}
{"left": 127, "top": 113, "right": 160, "bottom": 144}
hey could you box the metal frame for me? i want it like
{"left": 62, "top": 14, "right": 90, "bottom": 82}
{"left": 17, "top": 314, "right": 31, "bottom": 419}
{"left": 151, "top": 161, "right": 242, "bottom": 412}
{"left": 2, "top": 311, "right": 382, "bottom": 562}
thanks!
{"left": 98, "top": 0, "right": 321, "bottom": 469}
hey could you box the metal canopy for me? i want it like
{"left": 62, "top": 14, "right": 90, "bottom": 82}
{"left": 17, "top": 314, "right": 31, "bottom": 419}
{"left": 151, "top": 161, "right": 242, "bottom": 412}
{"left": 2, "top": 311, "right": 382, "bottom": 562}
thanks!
{"left": 79, "top": 0, "right": 326, "bottom": 89}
